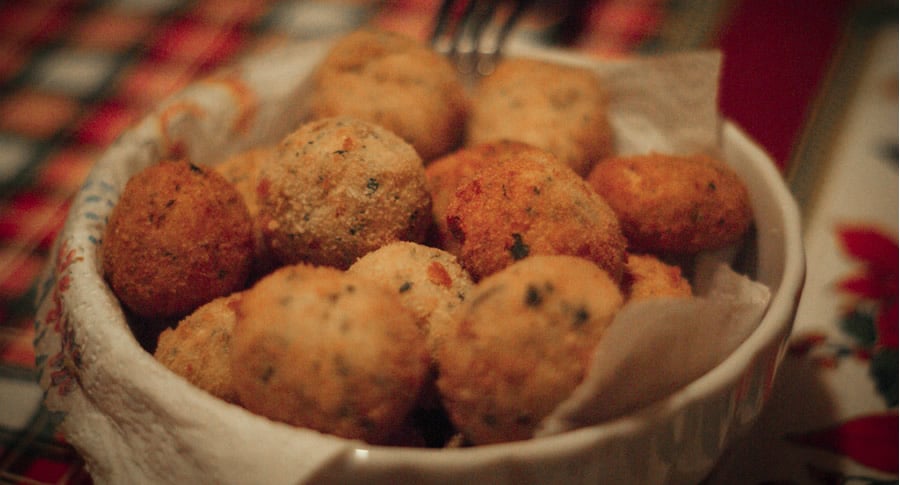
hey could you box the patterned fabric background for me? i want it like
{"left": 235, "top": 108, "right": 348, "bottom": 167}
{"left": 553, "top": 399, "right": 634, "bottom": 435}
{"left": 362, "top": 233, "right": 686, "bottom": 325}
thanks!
{"left": 0, "top": 1, "right": 896, "bottom": 483}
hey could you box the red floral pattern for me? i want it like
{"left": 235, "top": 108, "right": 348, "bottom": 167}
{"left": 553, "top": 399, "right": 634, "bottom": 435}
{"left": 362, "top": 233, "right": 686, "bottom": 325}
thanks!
{"left": 787, "top": 225, "right": 898, "bottom": 479}
{"left": 788, "top": 412, "right": 899, "bottom": 475}
{"left": 836, "top": 226, "right": 899, "bottom": 350}
{"left": 35, "top": 238, "right": 84, "bottom": 398}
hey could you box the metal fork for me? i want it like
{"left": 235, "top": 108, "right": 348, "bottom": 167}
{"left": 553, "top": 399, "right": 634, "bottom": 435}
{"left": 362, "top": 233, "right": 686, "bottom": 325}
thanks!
{"left": 430, "top": 0, "right": 533, "bottom": 80}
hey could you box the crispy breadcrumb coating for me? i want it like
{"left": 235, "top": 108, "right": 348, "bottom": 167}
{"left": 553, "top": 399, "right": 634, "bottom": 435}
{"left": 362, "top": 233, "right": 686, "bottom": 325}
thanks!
{"left": 154, "top": 294, "right": 242, "bottom": 403}
{"left": 231, "top": 264, "right": 430, "bottom": 444}
{"left": 445, "top": 155, "right": 627, "bottom": 282}
{"left": 623, "top": 253, "right": 692, "bottom": 301}
{"left": 102, "top": 160, "right": 253, "bottom": 319}
{"left": 214, "top": 146, "right": 278, "bottom": 278}
{"left": 309, "top": 29, "right": 468, "bottom": 161}
{"left": 348, "top": 241, "right": 473, "bottom": 333}
{"left": 257, "top": 116, "right": 431, "bottom": 269}
{"left": 467, "top": 57, "right": 614, "bottom": 176}
{"left": 586, "top": 152, "right": 752, "bottom": 254}
{"left": 425, "top": 140, "right": 559, "bottom": 252}
{"left": 434, "top": 255, "right": 624, "bottom": 444}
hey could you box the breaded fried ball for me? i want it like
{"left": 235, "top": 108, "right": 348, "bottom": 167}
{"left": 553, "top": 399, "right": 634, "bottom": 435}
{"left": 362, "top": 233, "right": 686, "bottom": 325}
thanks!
{"left": 425, "top": 140, "right": 559, "bottom": 252}
{"left": 586, "top": 152, "right": 753, "bottom": 254}
{"left": 445, "top": 155, "right": 627, "bottom": 282}
{"left": 214, "top": 146, "right": 277, "bottom": 277}
{"left": 257, "top": 116, "right": 431, "bottom": 269}
{"left": 154, "top": 294, "right": 241, "bottom": 403}
{"left": 102, "top": 160, "right": 253, "bottom": 319}
{"left": 624, "top": 253, "right": 692, "bottom": 301}
{"left": 347, "top": 241, "right": 473, "bottom": 333}
{"left": 467, "top": 57, "right": 614, "bottom": 176}
{"left": 309, "top": 29, "right": 468, "bottom": 161}
{"left": 348, "top": 241, "right": 473, "bottom": 444}
{"left": 230, "top": 264, "right": 430, "bottom": 444}
{"left": 433, "top": 255, "right": 624, "bottom": 444}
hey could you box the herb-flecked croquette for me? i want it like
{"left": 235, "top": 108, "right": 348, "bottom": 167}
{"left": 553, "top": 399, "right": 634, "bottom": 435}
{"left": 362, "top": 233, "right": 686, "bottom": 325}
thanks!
{"left": 102, "top": 160, "right": 254, "bottom": 319}
{"left": 308, "top": 29, "right": 468, "bottom": 161}
{"left": 586, "top": 152, "right": 752, "bottom": 254}
{"left": 433, "top": 255, "right": 624, "bottom": 445}
{"left": 466, "top": 57, "right": 614, "bottom": 176}
{"left": 623, "top": 253, "right": 692, "bottom": 301}
{"left": 425, "top": 140, "right": 560, "bottom": 253}
{"left": 214, "top": 146, "right": 278, "bottom": 278}
{"left": 257, "top": 116, "right": 431, "bottom": 269}
{"left": 230, "top": 264, "right": 430, "bottom": 445}
{"left": 445, "top": 154, "right": 627, "bottom": 282}
{"left": 154, "top": 294, "right": 242, "bottom": 403}
{"left": 348, "top": 241, "right": 473, "bottom": 334}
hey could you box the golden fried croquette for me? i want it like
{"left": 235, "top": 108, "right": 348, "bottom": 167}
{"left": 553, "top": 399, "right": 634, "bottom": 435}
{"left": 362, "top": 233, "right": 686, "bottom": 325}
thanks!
{"left": 467, "top": 57, "right": 614, "bottom": 176}
{"left": 154, "top": 294, "right": 241, "bottom": 403}
{"left": 102, "top": 160, "right": 254, "bottom": 319}
{"left": 215, "top": 147, "right": 271, "bottom": 219}
{"left": 348, "top": 241, "right": 473, "bottom": 444}
{"left": 230, "top": 264, "right": 430, "bottom": 444}
{"left": 445, "top": 155, "right": 627, "bottom": 282}
{"left": 433, "top": 255, "right": 624, "bottom": 444}
{"left": 425, "top": 140, "right": 559, "bottom": 252}
{"left": 214, "top": 146, "right": 277, "bottom": 277}
{"left": 308, "top": 29, "right": 468, "bottom": 161}
{"left": 624, "top": 253, "right": 692, "bottom": 301}
{"left": 347, "top": 241, "right": 473, "bottom": 333}
{"left": 257, "top": 116, "right": 431, "bottom": 269}
{"left": 586, "top": 152, "right": 753, "bottom": 254}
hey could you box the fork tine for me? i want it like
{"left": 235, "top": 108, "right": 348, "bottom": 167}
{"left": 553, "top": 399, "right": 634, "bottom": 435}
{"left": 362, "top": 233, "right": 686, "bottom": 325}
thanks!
{"left": 431, "top": 0, "right": 531, "bottom": 79}
{"left": 492, "top": 0, "right": 532, "bottom": 53}
{"left": 450, "top": 1, "right": 497, "bottom": 74}
{"left": 429, "top": 0, "right": 457, "bottom": 52}
{"left": 473, "top": 0, "right": 532, "bottom": 76}
{"left": 431, "top": 0, "right": 477, "bottom": 55}
{"left": 454, "top": 0, "right": 497, "bottom": 56}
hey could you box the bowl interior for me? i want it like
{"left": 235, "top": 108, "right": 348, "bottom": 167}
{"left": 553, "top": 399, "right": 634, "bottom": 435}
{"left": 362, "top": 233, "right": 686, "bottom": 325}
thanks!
{"left": 43, "top": 40, "right": 804, "bottom": 484}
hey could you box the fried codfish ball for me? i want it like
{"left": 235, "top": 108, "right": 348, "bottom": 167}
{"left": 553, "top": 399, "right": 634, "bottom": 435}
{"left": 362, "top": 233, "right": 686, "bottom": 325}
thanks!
{"left": 445, "top": 155, "right": 627, "bottom": 282}
{"left": 102, "top": 160, "right": 253, "bottom": 319}
{"left": 154, "top": 294, "right": 241, "bottom": 403}
{"left": 214, "top": 146, "right": 277, "bottom": 278}
{"left": 308, "top": 29, "right": 468, "bottom": 161}
{"left": 586, "top": 152, "right": 753, "bottom": 254}
{"left": 433, "top": 255, "right": 624, "bottom": 445}
{"left": 348, "top": 241, "right": 474, "bottom": 445}
{"left": 230, "top": 264, "right": 430, "bottom": 444}
{"left": 257, "top": 116, "right": 431, "bottom": 269}
{"left": 624, "top": 253, "right": 692, "bottom": 301}
{"left": 425, "top": 140, "right": 559, "bottom": 252}
{"left": 347, "top": 241, "right": 473, "bottom": 333}
{"left": 467, "top": 57, "right": 614, "bottom": 176}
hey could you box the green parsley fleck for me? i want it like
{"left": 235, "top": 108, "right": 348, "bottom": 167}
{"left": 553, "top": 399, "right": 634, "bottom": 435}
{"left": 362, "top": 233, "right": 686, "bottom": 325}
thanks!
{"left": 524, "top": 284, "right": 543, "bottom": 307}
{"left": 366, "top": 178, "right": 379, "bottom": 194}
{"left": 509, "top": 233, "right": 530, "bottom": 260}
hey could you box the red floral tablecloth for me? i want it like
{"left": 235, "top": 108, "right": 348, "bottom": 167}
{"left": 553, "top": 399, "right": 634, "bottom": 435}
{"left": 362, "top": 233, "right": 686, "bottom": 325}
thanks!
{"left": 0, "top": 1, "right": 895, "bottom": 483}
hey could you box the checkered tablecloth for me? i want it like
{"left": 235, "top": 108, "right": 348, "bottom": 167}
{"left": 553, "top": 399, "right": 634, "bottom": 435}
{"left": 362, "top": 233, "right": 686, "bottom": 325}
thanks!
{"left": 1, "top": 1, "right": 896, "bottom": 484}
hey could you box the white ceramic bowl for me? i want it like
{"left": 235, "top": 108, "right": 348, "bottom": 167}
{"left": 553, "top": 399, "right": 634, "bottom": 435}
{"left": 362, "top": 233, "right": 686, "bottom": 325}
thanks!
{"left": 33, "top": 40, "right": 804, "bottom": 485}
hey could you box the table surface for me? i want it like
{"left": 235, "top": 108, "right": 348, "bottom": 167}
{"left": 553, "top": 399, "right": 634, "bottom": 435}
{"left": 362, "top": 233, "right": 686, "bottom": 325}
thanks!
{"left": 0, "top": 1, "right": 896, "bottom": 483}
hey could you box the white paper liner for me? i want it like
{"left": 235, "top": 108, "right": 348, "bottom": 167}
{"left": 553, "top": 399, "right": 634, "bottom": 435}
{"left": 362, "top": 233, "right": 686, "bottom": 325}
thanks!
{"left": 535, "top": 263, "right": 771, "bottom": 437}
{"left": 509, "top": 44, "right": 723, "bottom": 157}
